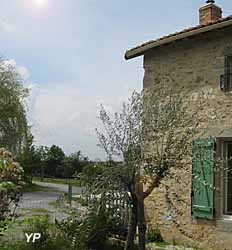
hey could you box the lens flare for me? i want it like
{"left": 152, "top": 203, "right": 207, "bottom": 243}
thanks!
{"left": 35, "top": 0, "right": 46, "bottom": 6}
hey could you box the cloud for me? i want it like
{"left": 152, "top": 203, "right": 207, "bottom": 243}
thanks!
{"left": 28, "top": 83, "right": 133, "bottom": 160}
{"left": 0, "top": 19, "right": 15, "bottom": 33}
{"left": 17, "top": 66, "right": 31, "bottom": 80}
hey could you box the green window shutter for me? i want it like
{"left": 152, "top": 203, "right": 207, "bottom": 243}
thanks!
{"left": 225, "top": 56, "right": 230, "bottom": 91}
{"left": 192, "top": 138, "right": 215, "bottom": 219}
{"left": 225, "top": 55, "right": 232, "bottom": 91}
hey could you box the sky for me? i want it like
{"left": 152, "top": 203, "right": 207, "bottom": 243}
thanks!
{"left": 0, "top": 0, "right": 231, "bottom": 159}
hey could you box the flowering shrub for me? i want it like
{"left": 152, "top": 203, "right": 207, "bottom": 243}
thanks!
{"left": 0, "top": 148, "right": 24, "bottom": 220}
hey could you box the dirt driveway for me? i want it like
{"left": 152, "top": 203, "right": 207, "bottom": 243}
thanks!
{"left": 16, "top": 181, "right": 85, "bottom": 221}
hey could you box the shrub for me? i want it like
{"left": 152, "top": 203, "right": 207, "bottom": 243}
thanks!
{"left": 57, "top": 202, "right": 127, "bottom": 250}
{"left": 0, "top": 148, "right": 24, "bottom": 235}
{"left": 23, "top": 215, "right": 50, "bottom": 248}
{"left": 11, "top": 215, "right": 70, "bottom": 250}
{"left": 0, "top": 219, "right": 10, "bottom": 237}
{"left": 0, "top": 237, "right": 70, "bottom": 250}
{"left": 76, "top": 163, "right": 103, "bottom": 187}
{"left": 57, "top": 208, "right": 107, "bottom": 250}
{"left": 146, "top": 228, "right": 164, "bottom": 243}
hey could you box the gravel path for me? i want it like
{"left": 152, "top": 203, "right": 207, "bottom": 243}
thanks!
{"left": 15, "top": 181, "right": 85, "bottom": 221}
{"left": 33, "top": 181, "right": 85, "bottom": 195}
{"left": 147, "top": 244, "right": 195, "bottom": 250}
{"left": 3, "top": 182, "right": 86, "bottom": 242}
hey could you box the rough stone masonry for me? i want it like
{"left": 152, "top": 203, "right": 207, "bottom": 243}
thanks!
{"left": 143, "top": 23, "right": 232, "bottom": 250}
{"left": 125, "top": 2, "right": 232, "bottom": 250}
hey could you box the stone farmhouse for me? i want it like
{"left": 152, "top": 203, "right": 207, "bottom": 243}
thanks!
{"left": 125, "top": 1, "right": 232, "bottom": 249}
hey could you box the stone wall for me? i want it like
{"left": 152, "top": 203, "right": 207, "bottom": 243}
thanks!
{"left": 143, "top": 26, "right": 232, "bottom": 250}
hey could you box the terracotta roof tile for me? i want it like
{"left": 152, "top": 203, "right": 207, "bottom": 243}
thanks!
{"left": 125, "top": 16, "right": 232, "bottom": 60}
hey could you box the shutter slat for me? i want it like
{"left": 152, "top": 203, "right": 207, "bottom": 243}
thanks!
{"left": 193, "top": 205, "right": 211, "bottom": 212}
{"left": 192, "top": 138, "right": 215, "bottom": 219}
{"left": 225, "top": 56, "right": 232, "bottom": 91}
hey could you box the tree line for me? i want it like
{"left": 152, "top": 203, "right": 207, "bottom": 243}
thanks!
{"left": 20, "top": 142, "right": 93, "bottom": 182}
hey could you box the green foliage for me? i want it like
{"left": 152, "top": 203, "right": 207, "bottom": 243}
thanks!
{"left": 18, "top": 133, "right": 39, "bottom": 183}
{"left": 146, "top": 228, "right": 164, "bottom": 243}
{"left": 31, "top": 146, "right": 49, "bottom": 178}
{"left": 0, "top": 148, "right": 24, "bottom": 221}
{"left": 23, "top": 215, "right": 50, "bottom": 248}
{"left": 77, "top": 163, "right": 103, "bottom": 187}
{"left": 30, "top": 145, "right": 94, "bottom": 180}
{"left": 17, "top": 215, "right": 69, "bottom": 250}
{"left": 0, "top": 219, "right": 11, "bottom": 237}
{"left": 95, "top": 93, "right": 144, "bottom": 250}
{"left": 0, "top": 239, "right": 126, "bottom": 250}
{"left": 31, "top": 145, "right": 91, "bottom": 179}
{"left": 63, "top": 151, "right": 84, "bottom": 177}
{"left": 74, "top": 196, "right": 88, "bottom": 207}
{"left": 0, "top": 238, "right": 70, "bottom": 250}
{"left": 57, "top": 208, "right": 107, "bottom": 250}
{"left": 1, "top": 215, "right": 70, "bottom": 250}
{"left": 44, "top": 145, "right": 65, "bottom": 178}
{"left": 0, "top": 59, "right": 28, "bottom": 155}
{"left": 57, "top": 202, "right": 127, "bottom": 250}
{"left": 1, "top": 232, "right": 70, "bottom": 250}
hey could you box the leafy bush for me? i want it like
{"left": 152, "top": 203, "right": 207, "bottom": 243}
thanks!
{"left": 0, "top": 237, "right": 70, "bottom": 250}
{"left": 0, "top": 215, "right": 70, "bottom": 250}
{"left": 23, "top": 215, "right": 50, "bottom": 248}
{"left": 0, "top": 219, "right": 10, "bottom": 237}
{"left": 57, "top": 202, "right": 127, "bottom": 250}
{"left": 57, "top": 208, "right": 107, "bottom": 250}
{"left": 146, "top": 228, "right": 164, "bottom": 243}
{"left": 0, "top": 148, "right": 24, "bottom": 234}
{"left": 76, "top": 163, "right": 103, "bottom": 187}
{"left": 0, "top": 238, "right": 125, "bottom": 250}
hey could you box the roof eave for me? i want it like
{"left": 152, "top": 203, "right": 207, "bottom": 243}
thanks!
{"left": 125, "top": 19, "right": 232, "bottom": 60}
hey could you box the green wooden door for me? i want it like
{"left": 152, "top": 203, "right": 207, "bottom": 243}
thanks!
{"left": 192, "top": 138, "right": 215, "bottom": 219}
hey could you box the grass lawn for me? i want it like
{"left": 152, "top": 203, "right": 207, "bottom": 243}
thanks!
{"left": 20, "top": 208, "right": 49, "bottom": 213}
{"left": 33, "top": 177, "right": 82, "bottom": 186}
{"left": 22, "top": 183, "right": 50, "bottom": 193}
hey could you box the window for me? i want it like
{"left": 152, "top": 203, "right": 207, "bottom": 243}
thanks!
{"left": 221, "top": 55, "right": 232, "bottom": 91}
{"left": 222, "top": 141, "right": 232, "bottom": 215}
{"left": 192, "top": 138, "right": 232, "bottom": 220}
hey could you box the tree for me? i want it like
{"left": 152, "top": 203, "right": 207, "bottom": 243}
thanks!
{"left": 96, "top": 85, "right": 201, "bottom": 250}
{"left": 18, "top": 132, "right": 39, "bottom": 183}
{"left": 34, "top": 146, "right": 49, "bottom": 180}
{"left": 0, "top": 59, "right": 28, "bottom": 155}
{"left": 134, "top": 85, "right": 200, "bottom": 250}
{"left": 95, "top": 92, "right": 143, "bottom": 250}
{"left": 63, "top": 151, "right": 86, "bottom": 179}
{"left": 44, "top": 145, "right": 65, "bottom": 177}
{"left": 78, "top": 162, "right": 104, "bottom": 190}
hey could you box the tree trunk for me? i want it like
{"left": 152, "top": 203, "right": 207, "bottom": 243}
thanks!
{"left": 40, "top": 164, "right": 44, "bottom": 181}
{"left": 125, "top": 199, "right": 137, "bottom": 250}
{"left": 137, "top": 199, "right": 146, "bottom": 250}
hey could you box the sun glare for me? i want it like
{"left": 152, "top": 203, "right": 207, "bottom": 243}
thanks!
{"left": 35, "top": 0, "right": 46, "bottom": 6}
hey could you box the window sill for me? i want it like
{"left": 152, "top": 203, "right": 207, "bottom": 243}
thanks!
{"left": 216, "top": 218, "right": 232, "bottom": 232}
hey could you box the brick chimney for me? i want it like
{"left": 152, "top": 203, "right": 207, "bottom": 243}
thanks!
{"left": 199, "top": 1, "right": 222, "bottom": 25}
